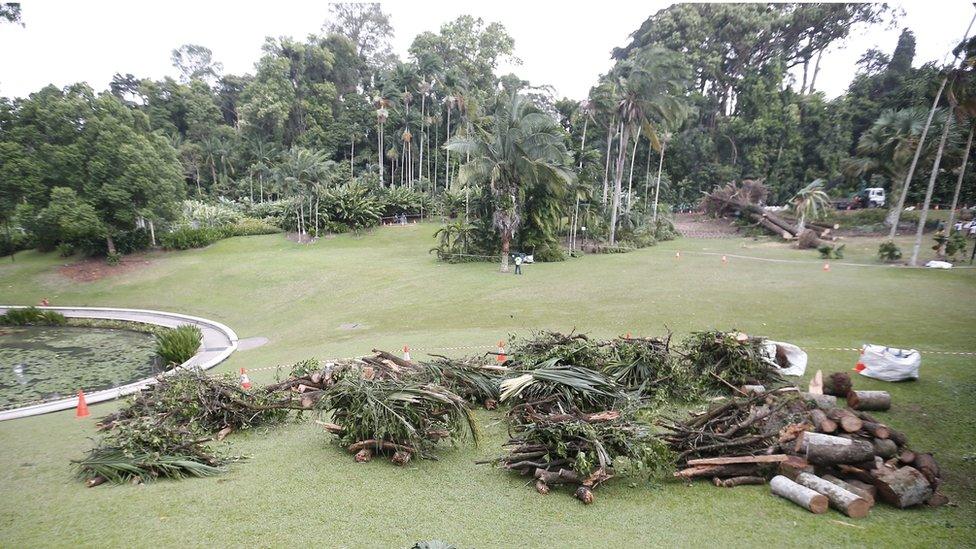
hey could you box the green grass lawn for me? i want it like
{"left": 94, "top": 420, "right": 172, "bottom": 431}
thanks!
{"left": 1, "top": 225, "right": 974, "bottom": 548}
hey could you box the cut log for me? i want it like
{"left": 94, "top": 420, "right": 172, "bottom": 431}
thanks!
{"left": 778, "top": 455, "right": 813, "bottom": 479}
{"left": 741, "top": 384, "right": 766, "bottom": 396}
{"left": 535, "top": 479, "right": 550, "bottom": 495}
{"left": 926, "top": 491, "right": 949, "bottom": 507}
{"left": 86, "top": 476, "right": 107, "bottom": 488}
{"left": 713, "top": 475, "right": 766, "bottom": 487}
{"left": 687, "top": 454, "right": 788, "bottom": 467}
{"left": 898, "top": 450, "right": 916, "bottom": 465}
{"left": 872, "top": 438, "right": 898, "bottom": 459}
{"left": 873, "top": 466, "right": 933, "bottom": 508}
{"left": 825, "top": 408, "right": 863, "bottom": 433}
{"left": 808, "top": 409, "right": 837, "bottom": 433}
{"left": 847, "top": 390, "right": 891, "bottom": 411}
{"left": 846, "top": 479, "right": 877, "bottom": 500}
{"left": 822, "top": 474, "right": 875, "bottom": 506}
{"left": 674, "top": 463, "right": 759, "bottom": 479}
{"left": 574, "top": 485, "right": 594, "bottom": 504}
{"left": 770, "top": 475, "right": 829, "bottom": 514}
{"left": 822, "top": 372, "right": 852, "bottom": 397}
{"left": 803, "top": 393, "right": 837, "bottom": 409}
{"left": 796, "top": 431, "right": 851, "bottom": 454}
{"left": 535, "top": 468, "right": 582, "bottom": 485}
{"left": 391, "top": 450, "right": 412, "bottom": 466}
{"left": 796, "top": 472, "right": 871, "bottom": 518}
{"left": 886, "top": 428, "right": 908, "bottom": 448}
{"left": 913, "top": 453, "right": 941, "bottom": 488}
{"left": 837, "top": 464, "right": 875, "bottom": 484}
{"left": 807, "top": 439, "right": 875, "bottom": 465}
{"left": 861, "top": 421, "right": 890, "bottom": 440}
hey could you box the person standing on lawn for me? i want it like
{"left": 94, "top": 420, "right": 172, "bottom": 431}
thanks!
{"left": 514, "top": 253, "right": 523, "bottom": 275}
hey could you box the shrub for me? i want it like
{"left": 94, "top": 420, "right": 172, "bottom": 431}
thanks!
{"left": 933, "top": 231, "right": 969, "bottom": 260}
{"left": 0, "top": 229, "right": 32, "bottom": 257}
{"left": 180, "top": 200, "right": 242, "bottom": 228}
{"left": 226, "top": 217, "right": 281, "bottom": 236}
{"left": 317, "top": 185, "right": 383, "bottom": 231}
{"left": 56, "top": 243, "right": 75, "bottom": 258}
{"left": 106, "top": 252, "right": 123, "bottom": 265}
{"left": 378, "top": 186, "right": 426, "bottom": 217}
{"left": 0, "top": 307, "right": 67, "bottom": 326}
{"left": 155, "top": 325, "right": 203, "bottom": 366}
{"left": 159, "top": 226, "right": 227, "bottom": 250}
{"left": 878, "top": 241, "right": 902, "bottom": 262}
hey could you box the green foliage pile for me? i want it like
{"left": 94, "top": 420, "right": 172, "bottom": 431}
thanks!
{"left": 74, "top": 370, "right": 291, "bottom": 485}
{"left": 314, "top": 184, "right": 383, "bottom": 232}
{"left": 604, "top": 336, "right": 700, "bottom": 403}
{"left": 508, "top": 331, "right": 607, "bottom": 371}
{"left": 0, "top": 307, "right": 67, "bottom": 326}
{"left": 680, "top": 331, "right": 785, "bottom": 391}
{"left": 419, "top": 355, "right": 505, "bottom": 406}
{"left": 500, "top": 360, "right": 622, "bottom": 412}
{"left": 155, "top": 325, "right": 202, "bottom": 365}
{"left": 817, "top": 243, "right": 845, "bottom": 259}
{"left": 933, "top": 231, "right": 969, "bottom": 260}
{"left": 321, "top": 375, "right": 479, "bottom": 458}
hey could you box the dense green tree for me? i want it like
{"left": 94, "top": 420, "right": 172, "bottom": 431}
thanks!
{"left": 447, "top": 93, "right": 575, "bottom": 271}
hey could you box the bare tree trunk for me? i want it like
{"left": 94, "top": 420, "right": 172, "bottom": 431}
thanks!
{"left": 800, "top": 56, "right": 809, "bottom": 95}
{"left": 350, "top": 137, "right": 355, "bottom": 178}
{"left": 944, "top": 123, "right": 974, "bottom": 251}
{"left": 602, "top": 116, "right": 615, "bottom": 205}
{"left": 445, "top": 107, "right": 452, "bottom": 189}
{"left": 579, "top": 116, "right": 588, "bottom": 170}
{"left": 910, "top": 116, "right": 954, "bottom": 266}
{"left": 890, "top": 13, "right": 975, "bottom": 238}
{"left": 378, "top": 124, "right": 384, "bottom": 186}
{"left": 809, "top": 49, "right": 824, "bottom": 93}
{"left": 626, "top": 126, "right": 641, "bottom": 211}
{"left": 419, "top": 96, "right": 425, "bottom": 182}
{"left": 500, "top": 227, "right": 511, "bottom": 273}
{"left": 106, "top": 234, "right": 116, "bottom": 255}
{"left": 149, "top": 220, "right": 156, "bottom": 247}
{"left": 609, "top": 121, "right": 629, "bottom": 245}
{"left": 653, "top": 141, "right": 666, "bottom": 223}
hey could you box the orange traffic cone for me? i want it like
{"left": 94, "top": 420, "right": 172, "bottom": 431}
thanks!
{"left": 823, "top": 262, "right": 830, "bottom": 272}
{"left": 721, "top": 255, "right": 728, "bottom": 265}
{"left": 496, "top": 341, "right": 507, "bottom": 363}
{"left": 76, "top": 390, "right": 90, "bottom": 419}
{"left": 239, "top": 368, "right": 252, "bottom": 390}
{"left": 675, "top": 251, "right": 681, "bottom": 259}
{"left": 625, "top": 332, "right": 632, "bottom": 340}
{"left": 403, "top": 345, "right": 411, "bottom": 361}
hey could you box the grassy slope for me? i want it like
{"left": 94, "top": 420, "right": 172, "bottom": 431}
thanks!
{"left": 0, "top": 226, "right": 974, "bottom": 548}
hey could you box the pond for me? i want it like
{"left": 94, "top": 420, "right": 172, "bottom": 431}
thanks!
{"left": 0, "top": 326, "right": 161, "bottom": 410}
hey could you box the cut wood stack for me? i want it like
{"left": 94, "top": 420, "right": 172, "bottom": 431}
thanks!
{"left": 702, "top": 192, "right": 831, "bottom": 246}
{"left": 666, "top": 376, "right": 947, "bottom": 518}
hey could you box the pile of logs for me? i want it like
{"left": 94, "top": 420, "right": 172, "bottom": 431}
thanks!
{"left": 667, "top": 377, "right": 946, "bottom": 519}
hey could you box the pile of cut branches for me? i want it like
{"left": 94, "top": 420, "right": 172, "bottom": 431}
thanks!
{"left": 604, "top": 335, "right": 700, "bottom": 402}
{"left": 507, "top": 331, "right": 607, "bottom": 371}
{"left": 500, "top": 359, "right": 622, "bottom": 413}
{"left": 420, "top": 354, "right": 507, "bottom": 409}
{"left": 482, "top": 407, "right": 673, "bottom": 504}
{"left": 680, "top": 331, "right": 785, "bottom": 393}
{"left": 319, "top": 375, "right": 479, "bottom": 464}
{"left": 75, "top": 370, "right": 292, "bottom": 486}
{"left": 662, "top": 384, "right": 947, "bottom": 516}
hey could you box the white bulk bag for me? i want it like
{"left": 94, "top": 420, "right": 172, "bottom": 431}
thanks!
{"left": 856, "top": 345, "right": 920, "bottom": 381}
{"left": 763, "top": 341, "right": 807, "bottom": 377}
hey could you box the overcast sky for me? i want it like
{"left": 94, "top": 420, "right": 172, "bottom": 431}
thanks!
{"left": 1, "top": 1, "right": 974, "bottom": 101}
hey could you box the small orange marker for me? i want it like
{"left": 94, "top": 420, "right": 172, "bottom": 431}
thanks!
{"left": 496, "top": 341, "right": 507, "bottom": 363}
{"left": 403, "top": 345, "right": 411, "bottom": 361}
{"left": 721, "top": 255, "right": 728, "bottom": 264}
{"left": 675, "top": 251, "right": 681, "bottom": 259}
{"left": 239, "top": 368, "right": 252, "bottom": 389}
{"left": 76, "top": 390, "right": 90, "bottom": 418}
{"left": 823, "top": 262, "right": 830, "bottom": 272}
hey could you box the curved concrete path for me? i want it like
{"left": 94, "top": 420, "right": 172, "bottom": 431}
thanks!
{"left": 0, "top": 306, "right": 238, "bottom": 421}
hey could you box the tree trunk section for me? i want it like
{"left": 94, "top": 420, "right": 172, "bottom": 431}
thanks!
{"left": 822, "top": 474, "right": 875, "bottom": 506}
{"left": 847, "top": 391, "right": 891, "bottom": 411}
{"left": 873, "top": 466, "right": 933, "bottom": 508}
{"left": 806, "top": 438, "right": 874, "bottom": 466}
{"left": 770, "top": 475, "right": 829, "bottom": 513}
{"left": 796, "top": 472, "right": 871, "bottom": 518}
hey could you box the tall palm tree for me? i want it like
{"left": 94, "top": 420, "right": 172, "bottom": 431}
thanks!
{"left": 446, "top": 93, "right": 576, "bottom": 272}
{"left": 606, "top": 47, "right": 688, "bottom": 245}
{"left": 578, "top": 99, "right": 594, "bottom": 170}
{"left": 277, "top": 148, "right": 327, "bottom": 238}
{"left": 375, "top": 96, "right": 389, "bottom": 185}
{"left": 791, "top": 179, "right": 831, "bottom": 232}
